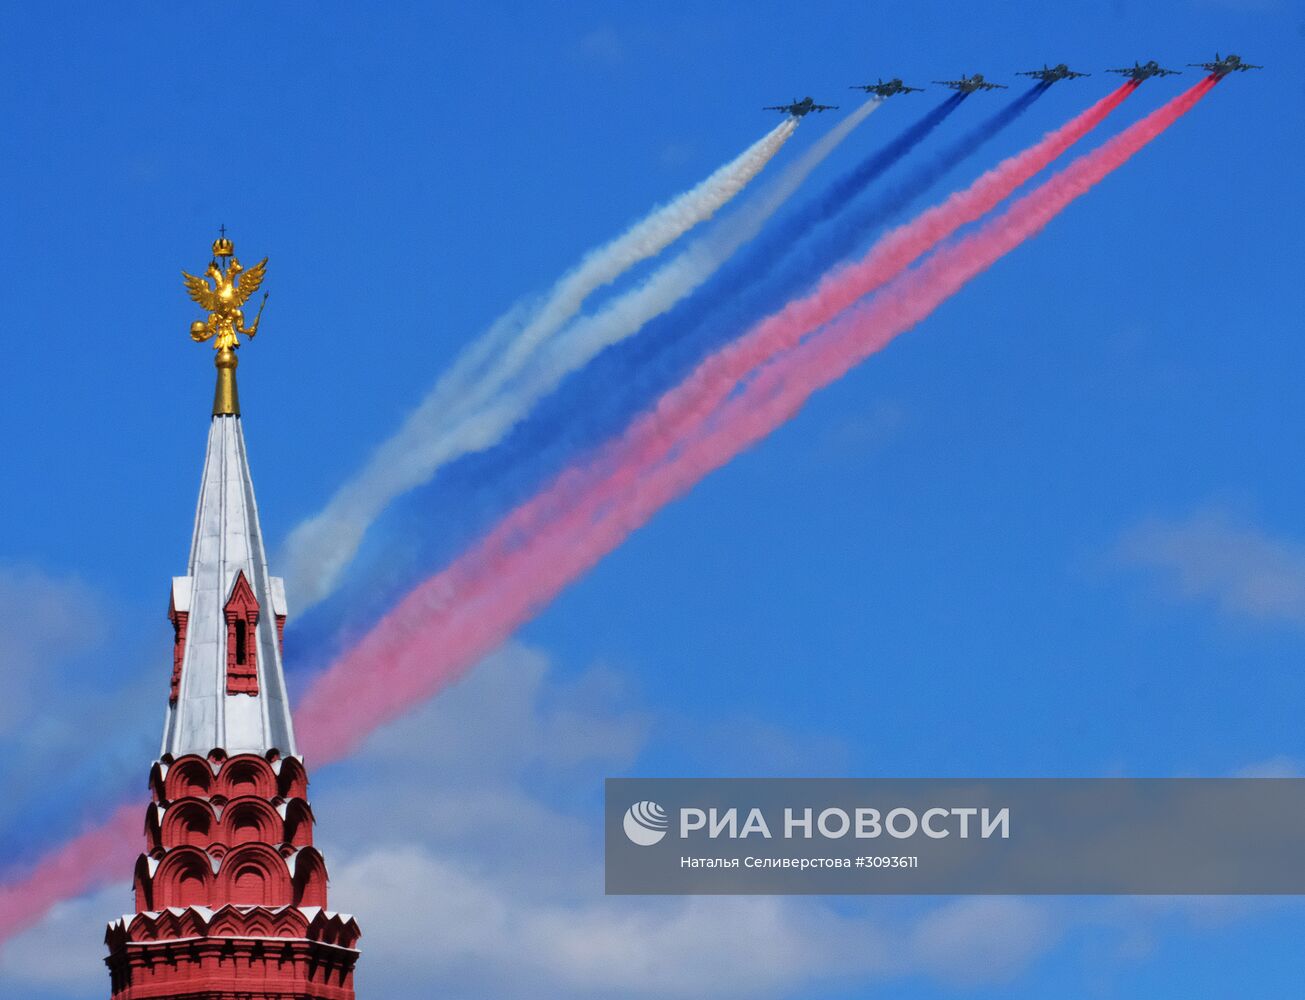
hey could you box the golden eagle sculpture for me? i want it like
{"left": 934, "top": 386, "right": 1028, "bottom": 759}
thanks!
{"left": 184, "top": 234, "right": 269, "bottom": 352}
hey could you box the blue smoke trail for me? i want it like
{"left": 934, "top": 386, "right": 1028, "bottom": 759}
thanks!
{"left": 288, "top": 87, "right": 1050, "bottom": 662}
{"left": 779, "top": 83, "right": 1050, "bottom": 308}
{"left": 569, "top": 86, "right": 1049, "bottom": 443}
{"left": 641, "top": 95, "right": 969, "bottom": 368}
{"left": 659, "top": 86, "right": 1048, "bottom": 391}
{"left": 508, "top": 88, "right": 1049, "bottom": 479}
{"left": 286, "top": 100, "right": 969, "bottom": 661}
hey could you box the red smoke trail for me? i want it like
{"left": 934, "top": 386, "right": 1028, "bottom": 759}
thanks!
{"left": 295, "top": 77, "right": 1209, "bottom": 761}
{"left": 578, "top": 82, "right": 1140, "bottom": 484}
{"left": 0, "top": 804, "right": 137, "bottom": 941}
{"left": 0, "top": 78, "right": 1213, "bottom": 944}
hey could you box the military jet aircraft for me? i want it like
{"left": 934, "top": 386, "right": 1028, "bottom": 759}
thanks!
{"left": 933, "top": 73, "right": 1008, "bottom": 93}
{"left": 850, "top": 78, "right": 924, "bottom": 98}
{"left": 764, "top": 96, "right": 839, "bottom": 117}
{"left": 1106, "top": 60, "right": 1181, "bottom": 81}
{"left": 1017, "top": 63, "right": 1090, "bottom": 83}
{"left": 1188, "top": 52, "right": 1262, "bottom": 77}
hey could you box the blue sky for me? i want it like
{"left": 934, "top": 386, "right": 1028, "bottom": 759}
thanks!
{"left": 2, "top": 1, "right": 1304, "bottom": 996}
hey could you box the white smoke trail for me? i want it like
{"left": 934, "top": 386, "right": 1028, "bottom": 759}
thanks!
{"left": 282, "top": 104, "right": 876, "bottom": 611}
{"left": 381, "top": 118, "right": 800, "bottom": 443}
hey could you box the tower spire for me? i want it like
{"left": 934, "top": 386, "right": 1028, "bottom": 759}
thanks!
{"left": 104, "top": 236, "right": 360, "bottom": 999}
{"left": 166, "top": 234, "right": 290, "bottom": 756}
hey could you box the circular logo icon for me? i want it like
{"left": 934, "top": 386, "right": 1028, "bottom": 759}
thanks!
{"left": 623, "top": 800, "right": 669, "bottom": 846}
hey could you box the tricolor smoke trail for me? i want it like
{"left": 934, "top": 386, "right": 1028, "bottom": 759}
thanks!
{"left": 310, "top": 97, "right": 971, "bottom": 632}
{"left": 279, "top": 117, "right": 798, "bottom": 610}
{"left": 545, "top": 96, "right": 969, "bottom": 424}
{"left": 280, "top": 109, "right": 859, "bottom": 614}
{"left": 438, "top": 99, "right": 881, "bottom": 465}
{"left": 592, "top": 86, "right": 1049, "bottom": 398}
{"left": 293, "top": 78, "right": 1213, "bottom": 762}
{"left": 486, "top": 82, "right": 1142, "bottom": 539}
{"left": 0, "top": 78, "right": 1212, "bottom": 945}
{"left": 445, "top": 87, "right": 1045, "bottom": 557}
{"left": 752, "top": 84, "right": 1050, "bottom": 312}
{"left": 631, "top": 82, "right": 1141, "bottom": 445}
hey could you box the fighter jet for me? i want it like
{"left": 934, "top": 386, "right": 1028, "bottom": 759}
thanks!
{"left": 1106, "top": 60, "right": 1181, "bottom": 81}
{"left": 1188, "top": 52, "right": 1262, "bottom": 77}
{"left": 932, "top": 73, "right": 1008, "bottom": 93}
{"left": 1017, "top": 63, "right": 1090, "bottom": 84}
{"left": 763, "top": 97, "right": 838, "bottom": 117}
{"left": 850, "top": 77, "right": 924, "bottom": 98}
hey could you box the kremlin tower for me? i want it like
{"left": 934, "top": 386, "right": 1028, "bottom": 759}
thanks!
{"left": 103, "top": 236, "right": 361, "bottom": 999}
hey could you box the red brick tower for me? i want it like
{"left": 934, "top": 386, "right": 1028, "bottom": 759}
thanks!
{"left": 104, "top": 236, "right": 361, "bottom": 999}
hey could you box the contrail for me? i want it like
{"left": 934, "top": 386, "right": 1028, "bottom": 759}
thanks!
{"left": 747, "top": 84, "right": 1049, "bottom": 313}
{"left": 343, "top": 84, "right": 1122, "bottom": 633}
{"left": 291, "top": 98, "right": 962, "bottom": 631}
{"left": 586, "top": 87, "right": 1045, "bottom": 424}
{"left": 588, "top": 96, "right": 971, "bottom": 410}
{"left": 437, "top": 88, "right": 1048, "bottom": 543}
{"left": 279, "top": 109, "right": 864, "bottom": 614}
{"left": 0, "top": 79, "right": 1208, "bottom": 944}
{"left": 0, "top": 804, "right": 137, "bottom": 942}
{"left": 625, "top": 82, "right": 1141, "bottom": 450}
{"left": 293, "top": 79, "right": 1212, "bottom": 763}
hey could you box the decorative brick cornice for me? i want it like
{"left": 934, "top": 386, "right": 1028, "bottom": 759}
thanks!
{"left": 109, "top": 748, "right": 357, "bottom": 999}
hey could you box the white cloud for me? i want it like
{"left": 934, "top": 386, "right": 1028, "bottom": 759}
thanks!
{"left": 0, "top": 566, "right": 158, "bottom": 837}
{"left": 576, "top": 26, "right": 625, "bottom": 67}
{"left": 1115, "top": 508, "right": 1305, "bottom": 627}
{"left": 307, "top": 644, "right": 1057, "bottom": 998}
{"left": 0, "top": 882, "right": 132, "bottom": 992}
{"left": 906, "top": 897, "right": 1055, "bottom": 987}
{"left": 1235, "top": 755, "right": 1301, "bottom": 778}
{"left": 328, "top": 841, "right": 1057, "bottom": 999}
{"left": 0, "top": 566, "right": 107, "bottom": 733}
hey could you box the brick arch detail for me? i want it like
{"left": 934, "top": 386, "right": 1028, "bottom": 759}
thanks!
{"left": 291, "top": 847, "right": 329, "bottom": 908}
{"left": 216, "top": 753, "right": 278, "bottom": 799}
{"left": 163, "top": 756, "right": 215, "bottom": 800}
{"left": 220, "top": 795, "right": 282, "bottom": 846}
{"left": 153, "top": 846, "right": 213, "bottom": 909}
{"left": 276, "top": 756, "right": 308, "bottom": 799}
{"left": 218, "top": 843, "right": 292, "bottom": 907}
{"left": 159, "top": 798, "right": 217, "bottom": 850}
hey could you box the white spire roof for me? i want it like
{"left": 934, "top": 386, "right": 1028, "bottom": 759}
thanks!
{"left": 161, "top": 414, "right": 297, "bottom": 757}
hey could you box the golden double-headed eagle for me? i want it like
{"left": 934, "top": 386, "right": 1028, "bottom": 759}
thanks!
{"left": 183, "top": 236, "right": 268, "bottom": 352}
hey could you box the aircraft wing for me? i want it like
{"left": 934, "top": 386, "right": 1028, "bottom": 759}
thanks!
{"left": 981, "top": 82, "right": 1009, "bottom": 89}
{"left": 811, "top": 103, "right": 838, "bottom": 111}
